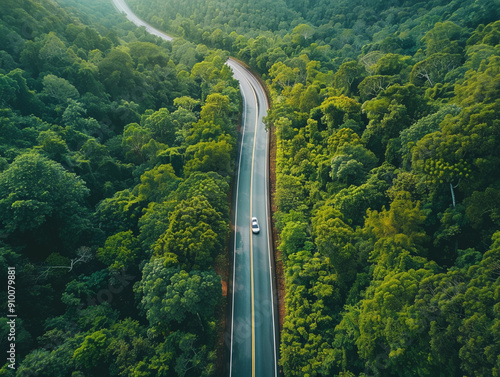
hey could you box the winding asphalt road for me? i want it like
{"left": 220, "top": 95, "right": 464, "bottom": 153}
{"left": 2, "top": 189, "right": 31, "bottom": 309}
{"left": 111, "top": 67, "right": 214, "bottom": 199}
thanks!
{"left": 112, "top": 0, "right": 173, "bottom": 41}
{"left": 111, "top": 1, "right": 279, "bottom": 376}
{"left": 226, "top": 60, "right": 277, "bottom": 377}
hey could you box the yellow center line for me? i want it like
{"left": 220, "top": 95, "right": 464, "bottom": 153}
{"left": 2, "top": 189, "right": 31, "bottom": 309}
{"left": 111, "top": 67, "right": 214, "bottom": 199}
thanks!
{"left": 248, "top": 79, "right": 258, "bottom": 377}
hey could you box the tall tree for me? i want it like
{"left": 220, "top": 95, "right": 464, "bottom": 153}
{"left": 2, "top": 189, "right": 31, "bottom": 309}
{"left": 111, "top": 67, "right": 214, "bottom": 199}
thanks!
{"left": 0, "top": 152, "right": 91, "bottom": 256}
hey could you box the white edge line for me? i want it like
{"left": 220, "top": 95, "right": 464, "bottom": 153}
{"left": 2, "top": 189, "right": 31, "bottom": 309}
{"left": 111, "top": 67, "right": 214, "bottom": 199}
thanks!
{"left": 229, "top": 61, "right": 248, "bottom": 377}
{"left": 263, "top": 97, "right": 278, "bottom": 377}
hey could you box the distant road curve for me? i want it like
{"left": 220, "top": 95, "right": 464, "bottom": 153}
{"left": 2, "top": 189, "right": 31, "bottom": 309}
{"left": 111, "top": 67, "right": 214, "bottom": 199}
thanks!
{"left": 112, "top": 0, "right": 173, "bottom": 41}
{"left": 111, "top": 1, "right": 278, "bottom": 377}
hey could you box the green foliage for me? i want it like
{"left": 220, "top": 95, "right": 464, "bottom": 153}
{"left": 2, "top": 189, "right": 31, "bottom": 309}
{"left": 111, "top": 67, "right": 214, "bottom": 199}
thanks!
{"left": 153, "top": 197, "right": 227, "bottom": 270}
{"left": 97, "top": 230, "right": 142, "bottom": 272}
{"left": 280, "top": 250, "right": 340, "bottom": 376}
{"left": 410, "top": 53, "right": 463, "bottom": 87}
{"left": 312, "top": 204, "right": 357, "bottom": 284}
{"left": 278, "top": 220, "right": 310, "bottom": 259}
{"left": 421, "top": 21, "right": 466, "bottom": 56}
{"left": 399, "top": 104, "right": 461, "bottom": 167}
{"left": 0, "top": 152, "right": 92, "bottom": 254}
{"left": 330, "top": 143, "right": 378, "bottom": 185}
{"left": 142, "top": 108, "right": 176, "bottom": 145}
{"left": 98, "top": 48, "right": 138, "bottom": 99}
{"left": 0, "top": 0, "right": 238, "bottom": 375}
{"left": 41, "top": 74, "right": 80, "bottom": 104}
{"left": 122, "top": 123, "right": 153, "bottom": 163}
{"left": 95, "top": 189, "right": 143, "bottom": 235}
{"left": 137, "top": 164, "right": 181, "bottom": 203}
{"left": 320, "top": 95, "right": 362, "bottom": 133}
{"left": 173, "top": 171, "right": 230, "bottom": 216}
{"left": 73, "top": 330, "right": 108, "bottom": 369}
{"left": 333, "top": 61, "right": 366, "bottom": 97}
{"left": 265, "top": 12, "right": 500, "bottom": 374}
{"left": 3, "top": 0, "right": 499, "bottom": 375}
{"left": 184, "top": 137, "right": 233, "bottom": 177}
{"left": 137, "top": 258, "right": 221, "bottom": 339}
{"left": 355, "top": 268, "right": 435, "bottom": 373}
{"left": 275, "top": 174, "right": 305, "bottom": 213}
{"left": 138, "top": 200, "right": 177, "bottom": 251}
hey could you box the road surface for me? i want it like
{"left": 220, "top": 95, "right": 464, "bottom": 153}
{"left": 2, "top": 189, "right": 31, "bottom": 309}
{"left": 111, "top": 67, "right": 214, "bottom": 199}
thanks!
{"left": 226, "top": 59, "right": 277, "bottom": 377}
{"left": 112, "top": 0, "right": 173, "bottom": 41}
{"left": 111, "top": 2, "right": 278, "bottom": 376}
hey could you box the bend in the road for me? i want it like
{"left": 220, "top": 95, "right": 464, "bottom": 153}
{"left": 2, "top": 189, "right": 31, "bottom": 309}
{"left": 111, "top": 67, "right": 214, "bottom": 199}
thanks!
{"left": 112, "top": 0, "right": 173, "bottom": 41}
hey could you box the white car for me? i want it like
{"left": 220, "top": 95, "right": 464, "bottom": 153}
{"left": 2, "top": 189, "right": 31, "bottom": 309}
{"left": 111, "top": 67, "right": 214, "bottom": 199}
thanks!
{"left": 251, "top": 217, "right": 260, "bottom": 234}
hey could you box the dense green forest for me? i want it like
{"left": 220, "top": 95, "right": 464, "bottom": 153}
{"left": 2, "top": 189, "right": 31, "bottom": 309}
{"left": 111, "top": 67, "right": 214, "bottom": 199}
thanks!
{"left": 0, "top": 0, "right": 240, "bottom": 375}
{"left": 1, "top": 0, "right": 499, "bottom": 376}
{"left": 127, "top": 0, "right": 500, "bottom": 376}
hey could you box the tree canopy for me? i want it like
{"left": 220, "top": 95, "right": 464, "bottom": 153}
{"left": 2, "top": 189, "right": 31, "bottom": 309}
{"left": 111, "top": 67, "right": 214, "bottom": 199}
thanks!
{"left": 0, "top": 0, "right": 238, "bottom": 375}
{"left": 1, "top": 0, "right": 499, "bottom": 376}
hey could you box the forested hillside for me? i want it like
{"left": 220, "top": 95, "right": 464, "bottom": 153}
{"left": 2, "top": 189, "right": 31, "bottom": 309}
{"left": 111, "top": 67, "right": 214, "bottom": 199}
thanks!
{"left": 1, "top": 0, "right": 499, "bottom": 376}
{"left": 0, "top": 0, "right": 240, "bottom": 375}
{"left": 128, "top": 0, "right": 498, "bottom": 72}
{"left": 269, "top": 20, "right": 500, "bottom": 375}
{"left": 128, "top": 0, "right": 500, "bottom": 376}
